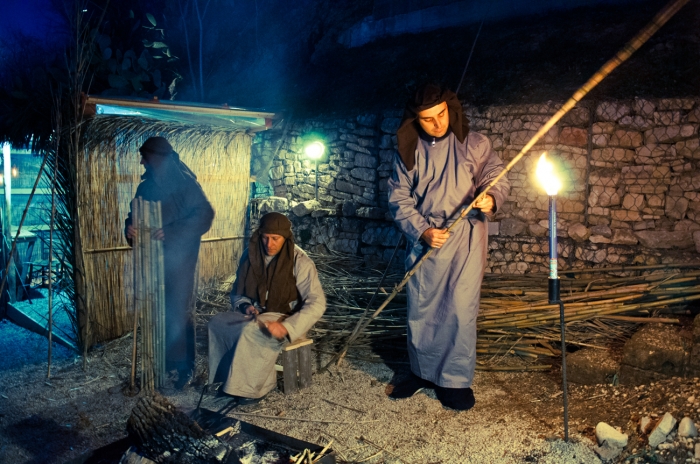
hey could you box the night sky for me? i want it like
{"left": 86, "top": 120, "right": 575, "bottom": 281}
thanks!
{"left": 0, "top": 0, "right": 61, "bottom": 42}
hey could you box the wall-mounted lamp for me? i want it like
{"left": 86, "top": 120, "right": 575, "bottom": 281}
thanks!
{"left": 304, "top": 141, "right": 325, "bottom": 200}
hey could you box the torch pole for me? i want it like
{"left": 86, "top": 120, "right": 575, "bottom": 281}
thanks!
{"left": 548, "top": 194, "right": 568, "bottom": 442}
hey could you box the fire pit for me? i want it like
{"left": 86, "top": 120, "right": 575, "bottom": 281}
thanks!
{"left": 67, "top": 398, "right": 335, "bottom": 464}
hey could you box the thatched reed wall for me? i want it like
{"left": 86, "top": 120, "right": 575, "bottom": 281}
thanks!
{"left": 80, "top": 116, "right": 251, "bottom": 345}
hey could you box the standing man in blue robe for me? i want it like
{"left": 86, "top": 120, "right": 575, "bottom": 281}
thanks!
{"left": 387, "top": 84, "right": 510, "bottom": 410}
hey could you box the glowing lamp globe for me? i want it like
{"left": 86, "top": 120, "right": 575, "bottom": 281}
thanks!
{"left": 304, "top": 141, "right": 325, "bottom": 160}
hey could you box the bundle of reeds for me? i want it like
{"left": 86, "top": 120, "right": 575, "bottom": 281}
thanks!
{"left": 307, "top": 258, "right": 700, "bottom": 370}
{"left": 195, "top": 253, "right": 700, "bottom": 370}
{"left": 131, "top": 198, "right": 166, "bottom": 391}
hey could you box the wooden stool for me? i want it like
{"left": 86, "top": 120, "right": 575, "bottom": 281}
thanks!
{"left": 279, "top": 338, "right": 313, "bottom": 394}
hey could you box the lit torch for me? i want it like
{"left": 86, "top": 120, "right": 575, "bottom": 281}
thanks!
{"left": 535, "top": 152, "right": 569, "bottom": 441}
{"left": 536, "top": 153, "right": 562, "bottom": 302}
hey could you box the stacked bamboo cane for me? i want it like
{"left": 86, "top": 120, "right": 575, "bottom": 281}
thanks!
{"left": 132, "top": 197, "right": 166, "bottom": 391}
{"left": 303, "top": 255, "right": 700, "bottom": 370}
{"left": 195, "top": 252, "right": 700, "bottom": 370}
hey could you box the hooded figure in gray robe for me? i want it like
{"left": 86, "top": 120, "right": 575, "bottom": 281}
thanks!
{"left": 387, "top": 84, "right": 510, "bottom": 409}
{"left": 125, "top": 136, "right": 214, "bottom": 388}
{"left": 208, "top": 213, "right": 325, "bottom": 399}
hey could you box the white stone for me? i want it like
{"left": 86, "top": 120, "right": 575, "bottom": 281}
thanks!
{"left": 596, "top": 422, "right": 629, "bottom": 448}
{"left": 649, "top": 413, "right": 677, "bottom": 448}
{"left": 657, "top": 443, "right": 674, "bottom": 450}
{"left": 678, "top": 417, "right": 698, "bottom": 438}
{"left": 695, "top": 442, "right": 700, "bottom": 460}
{"left": 640, "top": 416, "right": 653, "bottom": 434}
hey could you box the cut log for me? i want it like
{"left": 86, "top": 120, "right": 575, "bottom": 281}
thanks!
{"left": 125, "top": 393, "right": 231, "bottom": 463}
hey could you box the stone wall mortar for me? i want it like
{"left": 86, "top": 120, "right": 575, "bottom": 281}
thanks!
{"left": 252, "top": 97, "right": 700, "bottom": 272}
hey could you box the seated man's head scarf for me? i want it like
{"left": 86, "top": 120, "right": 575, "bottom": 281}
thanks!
{"left": 396, "top": 83, "right": 470, "bottom": 171}
{"left": 234, "top": 212, "right": 299, "bottom": 314}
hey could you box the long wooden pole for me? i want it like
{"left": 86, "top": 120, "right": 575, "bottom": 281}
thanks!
{"left": 129, "top": 198, "right": 140, "bottom": 393}
{"left": 47, "top": 146, "right": 59, "bottom": 378}
{"left": 333, "top": 0, "right": 692, "bottom": 365}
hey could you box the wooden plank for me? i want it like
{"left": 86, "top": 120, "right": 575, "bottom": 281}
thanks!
{"left": 298, "top": 345, "right": 312, "bottom": 390}
{"left": 282, "top": 350, "right": 298, "bottom": 394}
{"left": 283, "top": 338, "right": 313, "bottom": 351}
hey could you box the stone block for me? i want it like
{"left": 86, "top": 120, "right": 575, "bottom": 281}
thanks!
{"left": 678, "top": 171, "right": 700, "bottom": 191}
{"left": 644, "top": 125, "right": 697, "bottom": 143}
{"left": 592, "top": 147, "right": 635, "bottom": 164}
{"left": 622, "top": 193, "right": 645, "bottom": 211}
{"left": 335, "top": 180, "right": 364, "bottom": 196}
{"left": 654, "top": 111, "right": 682, "bottom": 126}
{"left": 618, "top": 115, "right": 653, "bottom": 131}
{"left": 560, "top": 106, "right": 590, "bottom": 126}
{"left": 592, "top": 134, "right": 609, "bottom": 147}
{"left": 380, "top": 117, "right": 401, "bottom": 134}
{"left": 610, "top": 129, "right": 643, "bottom": 148}
{"left": 635, "top": 230, "right": 693, "bottom": 249}
{"left": 356, "top": 114, "right": 377, "bottom": 127}
{"left": 589, "top": 168, "right": 621, "bottom": 187}
{"left": 355, "top": 207, "right": 386, "bottom": 220}
{"left": 596, "top": 102, "right": 630, "bottom": 121}
{"left": 499, "top": 218, "right": 527, "bottom": 236}
{"left": 612, "top": 229, "right": 639, "bottom": 245}
{"left": 292, "top": 200, "right": 321, "bottom": 217}
{"left": 588, "top": 185, "right": 620, "bottom": 207}
{"left": 351, "top": 168, "right": 377, "bottom": 188}
{"left": 611, "top": 210, "right": 641, "bottom": 222}
{"left": 568, "top": 348, "right": 619, "bottom": 385}
{"left": 620, "top": 325, "right": 689, "bottom": 386}
{"left": 675, "top": 138, "right": 700, "bottom": 159}
{"left": 657, "top": 98, "right": 696, "bottom": 111}
{"left": 567, "top": 223, "right": 590, "bottom": 242}
{"left": 559, "top": 127, "right": 588, "bottom": 147}
{"left": 633, "top": 98, "right": 655, "bottom": 117}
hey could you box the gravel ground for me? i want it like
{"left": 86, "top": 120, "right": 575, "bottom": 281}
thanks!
{"left": 1, "top": 304, "right": 696, "bottom": 463}
{"left": 0, "top": 324, "right": 604, "bottom": 464}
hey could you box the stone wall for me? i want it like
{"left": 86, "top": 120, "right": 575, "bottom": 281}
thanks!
{"left": 251, "top": 97, "right": 700, "bottom": 272}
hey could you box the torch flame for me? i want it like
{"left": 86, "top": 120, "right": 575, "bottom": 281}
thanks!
{"left": 536, "top": 153, "right": 561, "bottom": 196}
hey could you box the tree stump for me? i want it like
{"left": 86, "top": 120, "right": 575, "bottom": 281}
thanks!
{"left": 125, "top": 393, "right": 231, "bottom": 463}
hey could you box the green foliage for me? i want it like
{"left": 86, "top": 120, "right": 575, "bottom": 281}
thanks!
{"left": 92, "top": 12, "right": 180, "bottom": 98}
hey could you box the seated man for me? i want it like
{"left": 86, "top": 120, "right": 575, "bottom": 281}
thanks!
{"left": 208, "top": 212, "right": 326, "bottom": 401}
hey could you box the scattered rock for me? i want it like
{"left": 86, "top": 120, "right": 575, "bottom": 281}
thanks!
{"left": 639, "top": 416, "right": 654, "bottom": 435}
{"left": 592, "top": 443, "right": 623, "bottom": 461}
{"left": 648, "top": 412, "right": 677, "bottom": 448}
{"left": 678, "top": 417, "right": 698, "bottom": 438}
{"left": 595, "top": 421, "right": 629, "bottom": 448}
